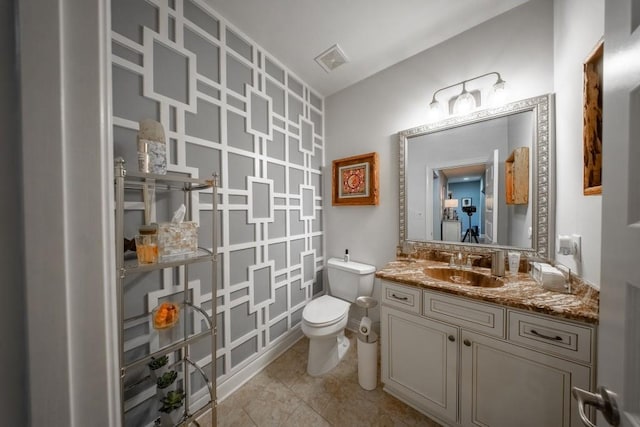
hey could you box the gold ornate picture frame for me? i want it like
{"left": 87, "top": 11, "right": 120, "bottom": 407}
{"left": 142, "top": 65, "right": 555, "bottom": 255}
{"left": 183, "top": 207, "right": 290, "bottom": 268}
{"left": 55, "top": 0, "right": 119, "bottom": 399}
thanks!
{"left": 583, "top": 39, "right": 603, "bottom": 195}
{"left": 332, "top": 152, "right": 379, "bottom": 206}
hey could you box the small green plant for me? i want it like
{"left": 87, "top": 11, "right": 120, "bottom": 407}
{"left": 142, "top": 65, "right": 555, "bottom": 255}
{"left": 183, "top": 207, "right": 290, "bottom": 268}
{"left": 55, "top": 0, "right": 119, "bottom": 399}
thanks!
{"left": 159, "top": 389, "right": 185, "bottom": 413}
{"left": 156, "top": 370, "right": 178, "bottom": 389}
{"left": 148, "top": 355, "right": 169, "bottom": 371}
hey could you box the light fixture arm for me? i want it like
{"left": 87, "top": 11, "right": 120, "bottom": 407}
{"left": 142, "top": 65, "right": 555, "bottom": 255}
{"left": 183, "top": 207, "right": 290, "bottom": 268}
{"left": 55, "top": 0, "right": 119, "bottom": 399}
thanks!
{"left": 430, "top": 71, "right": 504, "bottom": 102}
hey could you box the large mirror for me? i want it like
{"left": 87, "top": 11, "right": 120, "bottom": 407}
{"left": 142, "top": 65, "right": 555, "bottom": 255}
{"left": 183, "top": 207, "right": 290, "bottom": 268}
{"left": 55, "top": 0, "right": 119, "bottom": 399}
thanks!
{"left": 399, "top": 94, "right": 555, "bottom": 258}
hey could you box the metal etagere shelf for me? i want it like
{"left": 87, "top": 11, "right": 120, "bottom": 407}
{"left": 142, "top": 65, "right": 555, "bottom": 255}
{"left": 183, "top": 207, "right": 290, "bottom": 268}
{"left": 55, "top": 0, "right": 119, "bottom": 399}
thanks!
{"left": 114, "top": 158, "right": 217, "bottom": 427}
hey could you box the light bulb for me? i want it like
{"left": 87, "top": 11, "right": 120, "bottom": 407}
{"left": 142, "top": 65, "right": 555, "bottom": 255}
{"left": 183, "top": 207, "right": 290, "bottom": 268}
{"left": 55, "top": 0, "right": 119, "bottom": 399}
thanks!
{"left": 491, "top": 78, "right": 507, "bottom": 106}
{"left": 427, "top": 99, "right": 443, "bottom": 122}
{"left": 453, "top": 87, "right": 476, "bottom": 115}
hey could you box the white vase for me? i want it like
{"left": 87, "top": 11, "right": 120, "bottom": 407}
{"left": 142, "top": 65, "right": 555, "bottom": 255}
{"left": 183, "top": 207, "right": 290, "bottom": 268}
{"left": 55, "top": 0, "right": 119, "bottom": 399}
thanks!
{"left": 149, "top": 363, "right": 170, "bottom": 382}
{"left": 155, "top": 370, "right": 178, "bottom": 399}
{"left": 160, "top": 408, "right": 183, "bottom": 426}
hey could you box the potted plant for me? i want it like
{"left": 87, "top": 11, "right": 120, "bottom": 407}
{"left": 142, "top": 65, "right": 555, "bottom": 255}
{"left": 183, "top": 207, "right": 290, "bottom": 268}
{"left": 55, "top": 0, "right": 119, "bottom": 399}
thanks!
{"left": 156, "top": 370, "right": 178, "bottom": 390}
{"left": 159, "top": 389, "right": 185, "bottom": 426}
{"left": 148, "top": 355, "right": 169, "bottom": 381}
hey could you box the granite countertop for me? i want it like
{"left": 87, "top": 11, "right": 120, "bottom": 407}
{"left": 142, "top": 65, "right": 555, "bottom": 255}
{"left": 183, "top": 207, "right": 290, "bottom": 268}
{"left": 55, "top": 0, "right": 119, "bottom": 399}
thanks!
{"left": 376, "top": 259, "right": 599, "bottom": 324}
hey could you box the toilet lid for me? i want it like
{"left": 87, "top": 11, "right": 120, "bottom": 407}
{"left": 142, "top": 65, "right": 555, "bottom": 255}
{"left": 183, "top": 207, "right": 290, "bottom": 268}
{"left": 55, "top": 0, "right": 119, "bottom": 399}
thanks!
{"left": 303, "top": 295, "right": 350, "bottom": 326}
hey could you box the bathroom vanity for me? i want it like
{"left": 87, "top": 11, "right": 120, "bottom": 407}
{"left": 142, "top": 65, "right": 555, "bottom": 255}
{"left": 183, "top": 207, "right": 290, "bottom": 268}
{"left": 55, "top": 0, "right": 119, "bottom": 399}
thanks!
{"left": 377, "top": 259, "right": 598, "bottom": 427}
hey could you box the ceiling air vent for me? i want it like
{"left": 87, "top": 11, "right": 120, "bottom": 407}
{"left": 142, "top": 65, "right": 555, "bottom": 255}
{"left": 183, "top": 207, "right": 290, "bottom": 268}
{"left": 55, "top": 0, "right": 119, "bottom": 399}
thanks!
{"left": 315, "top": 44, "right": 349, "bottom": 73}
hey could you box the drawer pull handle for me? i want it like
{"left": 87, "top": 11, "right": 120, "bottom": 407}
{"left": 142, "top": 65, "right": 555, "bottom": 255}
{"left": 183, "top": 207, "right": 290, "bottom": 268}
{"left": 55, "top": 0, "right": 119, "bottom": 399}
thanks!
{"left": 530, "top": 329, "right": 563, "bottom": 341}
{"left": 448, "top": 335, "right": 455, "bottom": 342}
{"left": 391, "top": 293, "right": 409, "bottom": 301}
{"left": 463, "top": 339, "right": 471, "bottom": 347}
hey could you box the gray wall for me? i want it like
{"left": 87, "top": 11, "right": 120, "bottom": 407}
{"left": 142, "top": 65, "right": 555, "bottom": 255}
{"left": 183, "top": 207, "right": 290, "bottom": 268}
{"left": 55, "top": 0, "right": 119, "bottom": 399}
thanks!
{"left": 325, "top": 0, "right": 554, "bottom": 268}
{"left": 0, "top": 0, "right": 27, "bottom": 424}
{"left": 111, "top": 0, "right": 324, "bottom": 421}
{"left": 20, "top": 0, "right": 127, "bottom": 423}
{"left": 553, "top": 0, "right": 604, "bottom": 283}
{"left": 324, "top": 0, "right": 606, "bottom": 287}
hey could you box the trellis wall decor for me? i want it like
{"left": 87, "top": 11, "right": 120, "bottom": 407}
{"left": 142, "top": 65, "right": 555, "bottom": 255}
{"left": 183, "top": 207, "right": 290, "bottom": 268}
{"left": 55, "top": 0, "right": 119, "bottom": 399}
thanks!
{"left": 111, "top": 0, "right": 324, "bottom": 424}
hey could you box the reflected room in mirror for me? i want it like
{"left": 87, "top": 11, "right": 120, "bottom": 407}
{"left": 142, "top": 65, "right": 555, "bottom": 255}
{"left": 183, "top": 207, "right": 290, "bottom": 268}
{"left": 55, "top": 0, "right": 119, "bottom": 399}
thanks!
{"left": 398, "top": 94, "right": 555, "bottom": 258}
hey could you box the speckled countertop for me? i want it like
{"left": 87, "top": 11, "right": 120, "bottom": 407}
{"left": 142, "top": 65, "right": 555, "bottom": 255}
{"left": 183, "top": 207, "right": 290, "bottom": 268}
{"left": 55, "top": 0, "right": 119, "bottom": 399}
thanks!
{"left": 376, "top": 259, "right": 599, "bottom": 324}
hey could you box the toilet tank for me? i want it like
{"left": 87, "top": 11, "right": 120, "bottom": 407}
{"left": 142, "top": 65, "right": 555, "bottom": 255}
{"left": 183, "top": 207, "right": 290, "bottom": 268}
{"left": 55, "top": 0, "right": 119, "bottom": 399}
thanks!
{"left": 327, "top": 258, "right": 376, "bottom": 302}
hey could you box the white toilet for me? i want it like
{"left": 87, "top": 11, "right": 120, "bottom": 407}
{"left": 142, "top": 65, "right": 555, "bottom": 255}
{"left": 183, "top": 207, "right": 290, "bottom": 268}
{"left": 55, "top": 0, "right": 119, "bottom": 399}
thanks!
{"left": 301, "top": 257, "right": 375, "bottom": 376}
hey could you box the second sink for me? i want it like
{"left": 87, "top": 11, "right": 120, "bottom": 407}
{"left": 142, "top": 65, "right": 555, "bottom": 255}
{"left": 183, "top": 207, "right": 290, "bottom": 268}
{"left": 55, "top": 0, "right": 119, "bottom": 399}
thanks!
{"left": 424, "top": 267, "right": 504, "bottom": 288}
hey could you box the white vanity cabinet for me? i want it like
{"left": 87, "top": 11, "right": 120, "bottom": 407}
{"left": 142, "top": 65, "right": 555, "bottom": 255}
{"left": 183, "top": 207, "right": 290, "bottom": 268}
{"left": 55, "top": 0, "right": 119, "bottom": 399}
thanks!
{"left": 381, "top": 305, "right": 459, "bottom": 422}
{"left": 459, "top": 330, "right": 591, "bottom": 427}
{"left": 380, "top": 280, "right": 596, "bottom": 427}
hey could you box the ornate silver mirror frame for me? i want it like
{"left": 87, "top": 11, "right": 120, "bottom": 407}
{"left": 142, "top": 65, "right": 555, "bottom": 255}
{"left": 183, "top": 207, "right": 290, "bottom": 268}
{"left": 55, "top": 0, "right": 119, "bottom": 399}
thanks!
{"left": 398, "top": 94, "right": 555, "bottom": 258}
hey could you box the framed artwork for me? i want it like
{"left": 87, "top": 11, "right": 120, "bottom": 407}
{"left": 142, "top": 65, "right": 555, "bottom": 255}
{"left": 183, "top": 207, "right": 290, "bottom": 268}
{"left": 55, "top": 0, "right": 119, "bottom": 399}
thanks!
{"left": 332, "top": 152, "right": 379, "bottom": 206}
{"left": 461, "top": 197, "right": 472, "bottom": 207}
{"left": 583, "top": 39, "right": 603, "bottom": 195}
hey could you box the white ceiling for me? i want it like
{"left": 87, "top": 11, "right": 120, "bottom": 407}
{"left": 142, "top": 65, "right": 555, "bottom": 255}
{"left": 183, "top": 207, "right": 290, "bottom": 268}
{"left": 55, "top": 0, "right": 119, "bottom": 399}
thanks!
{"left": 206, "top": 0, "right": 529, "bottom": 97}
{"left": 442, "top": 164, "right": 486, "bottom": 184}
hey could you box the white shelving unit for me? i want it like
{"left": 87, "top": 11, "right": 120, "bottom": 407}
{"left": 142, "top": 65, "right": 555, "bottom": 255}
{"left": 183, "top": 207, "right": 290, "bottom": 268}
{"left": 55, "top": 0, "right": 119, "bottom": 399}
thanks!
{"left": 114, "top": 158, "right": 217, "bottom": 426}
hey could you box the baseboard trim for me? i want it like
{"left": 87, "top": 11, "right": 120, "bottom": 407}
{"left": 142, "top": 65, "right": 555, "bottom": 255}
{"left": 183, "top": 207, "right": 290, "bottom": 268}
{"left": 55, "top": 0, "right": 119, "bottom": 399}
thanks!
{"left": 216, "top": 328, "right": 304, "bottom": 402}
{"left": 383, "top": 385, "right": 453, "bottom": 427}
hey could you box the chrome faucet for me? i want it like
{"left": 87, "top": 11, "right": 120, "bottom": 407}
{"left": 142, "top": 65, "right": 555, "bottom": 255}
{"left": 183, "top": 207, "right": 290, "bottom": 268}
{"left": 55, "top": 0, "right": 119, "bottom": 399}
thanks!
{"left": 449, "top": 251, "right": 468, "bottom": 269}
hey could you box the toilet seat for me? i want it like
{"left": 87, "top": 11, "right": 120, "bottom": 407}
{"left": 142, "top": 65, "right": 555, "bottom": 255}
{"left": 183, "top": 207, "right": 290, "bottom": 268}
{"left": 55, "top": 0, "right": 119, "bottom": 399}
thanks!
{"left": 302, "top": 295, "right": 350, "bottom": 327}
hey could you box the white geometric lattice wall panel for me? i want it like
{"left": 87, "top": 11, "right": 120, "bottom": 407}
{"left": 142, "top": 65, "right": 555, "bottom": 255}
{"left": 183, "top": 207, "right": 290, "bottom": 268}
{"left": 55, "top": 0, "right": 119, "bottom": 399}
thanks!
{"left": 248, "top": 262, "right": 276, "bottom": 311}
{"left": 301, "top": 250, "right": 317, "bottom": 292}
{"left": 248, "top": 177, "right": 274, "bottom": 223}
{"left": 298, "top": 116, "right": 315, "bottom": 155}
{"left": 300, "top": 185, "right": 316, "bottom": 220}
{"left": 246, "top": 85, "right": 273, "bottom": 140}
{"left": 111, "top": 0, "right": 325, "bottom": 403}
{"left": 143, "top": 28, "right": 198, "bottom": 113}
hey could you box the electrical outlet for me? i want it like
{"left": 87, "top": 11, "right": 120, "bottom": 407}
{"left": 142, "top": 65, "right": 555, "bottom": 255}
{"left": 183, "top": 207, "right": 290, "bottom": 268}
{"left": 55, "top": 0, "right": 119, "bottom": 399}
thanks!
{"left": 571, "top": 234, "right": 581, "bottom": 261}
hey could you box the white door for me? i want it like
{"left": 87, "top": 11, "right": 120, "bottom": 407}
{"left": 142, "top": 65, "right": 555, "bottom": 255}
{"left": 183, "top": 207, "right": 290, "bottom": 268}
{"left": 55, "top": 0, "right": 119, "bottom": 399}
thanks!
{"left": 572, "top": 1, "right": 640, "bottom": 426}
{"left": 484, "top": 149, "right": 499, "bottom": 244}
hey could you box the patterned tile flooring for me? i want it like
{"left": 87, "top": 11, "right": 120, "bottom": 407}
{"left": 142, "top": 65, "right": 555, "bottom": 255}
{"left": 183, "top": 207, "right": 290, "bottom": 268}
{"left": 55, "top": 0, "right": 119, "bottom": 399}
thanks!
{"left": 212, "top": 331, "right": 442, "bottom": 427}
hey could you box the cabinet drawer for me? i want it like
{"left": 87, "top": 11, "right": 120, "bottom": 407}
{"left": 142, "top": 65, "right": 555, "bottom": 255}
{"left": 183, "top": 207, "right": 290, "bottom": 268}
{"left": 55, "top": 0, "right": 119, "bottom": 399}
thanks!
{"left": 381, "top": 281, "right": 422, "bottom": 314}
{"left": 423, "top": 290, "right": 505, "bottom": 338}
{"left": 508, "top": 310, "right": 594, "bottom": 364}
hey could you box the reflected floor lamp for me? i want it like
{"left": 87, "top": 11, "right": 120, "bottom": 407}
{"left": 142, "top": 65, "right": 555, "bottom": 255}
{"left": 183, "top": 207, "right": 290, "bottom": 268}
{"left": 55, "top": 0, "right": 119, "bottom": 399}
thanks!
{"left": 443, "top": 198, "right": 458, "bottom": 220}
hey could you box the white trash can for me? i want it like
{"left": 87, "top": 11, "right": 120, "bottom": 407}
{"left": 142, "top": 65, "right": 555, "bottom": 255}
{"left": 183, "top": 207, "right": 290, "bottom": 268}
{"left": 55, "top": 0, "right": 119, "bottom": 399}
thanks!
{"left": 357, "top": 329, "right": 378, "bottom": 390}
{"left": 356, "top": 296, "right": 379, "bottom": 391}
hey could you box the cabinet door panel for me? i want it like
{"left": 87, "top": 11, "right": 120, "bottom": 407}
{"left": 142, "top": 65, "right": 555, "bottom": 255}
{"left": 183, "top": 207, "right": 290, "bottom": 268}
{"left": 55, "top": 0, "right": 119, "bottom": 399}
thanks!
{"left": 381, "top": 306, "right": 458, "bottom": 422}
{"left": 461, "top": 332, "right": 590, "bottom": 427}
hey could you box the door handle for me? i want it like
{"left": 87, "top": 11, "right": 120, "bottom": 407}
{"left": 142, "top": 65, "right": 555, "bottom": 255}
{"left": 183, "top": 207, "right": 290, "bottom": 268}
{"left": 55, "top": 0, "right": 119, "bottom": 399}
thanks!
{"left": 530, "top": 329, "right": 563, "bottom": 341}
{"left": 572, "top": 386, "right": 620, "bottom": 427}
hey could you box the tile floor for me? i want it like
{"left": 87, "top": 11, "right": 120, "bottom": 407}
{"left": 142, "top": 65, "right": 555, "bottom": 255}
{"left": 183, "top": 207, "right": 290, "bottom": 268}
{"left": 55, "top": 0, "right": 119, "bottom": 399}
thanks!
{"left": 213, "top": 331, "right": 442, "bottom": 427}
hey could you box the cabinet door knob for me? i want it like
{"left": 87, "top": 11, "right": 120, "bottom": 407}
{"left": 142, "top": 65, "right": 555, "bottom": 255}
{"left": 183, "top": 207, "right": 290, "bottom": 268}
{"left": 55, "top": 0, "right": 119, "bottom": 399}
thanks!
{"left": 463, "top": 339, "right": 471, "bottom": 347}
{"left": 448, "top": 335, "right": 455, "bottom": 342}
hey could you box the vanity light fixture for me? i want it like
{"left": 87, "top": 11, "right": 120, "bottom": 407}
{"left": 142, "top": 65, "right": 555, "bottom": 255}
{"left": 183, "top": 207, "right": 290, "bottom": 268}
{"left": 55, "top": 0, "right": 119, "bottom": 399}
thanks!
{"left": 452, "top": 82, "right": 477, "bottom": 115}
{"left": 428, "top": 72, "right": 507, "bottom": 121}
